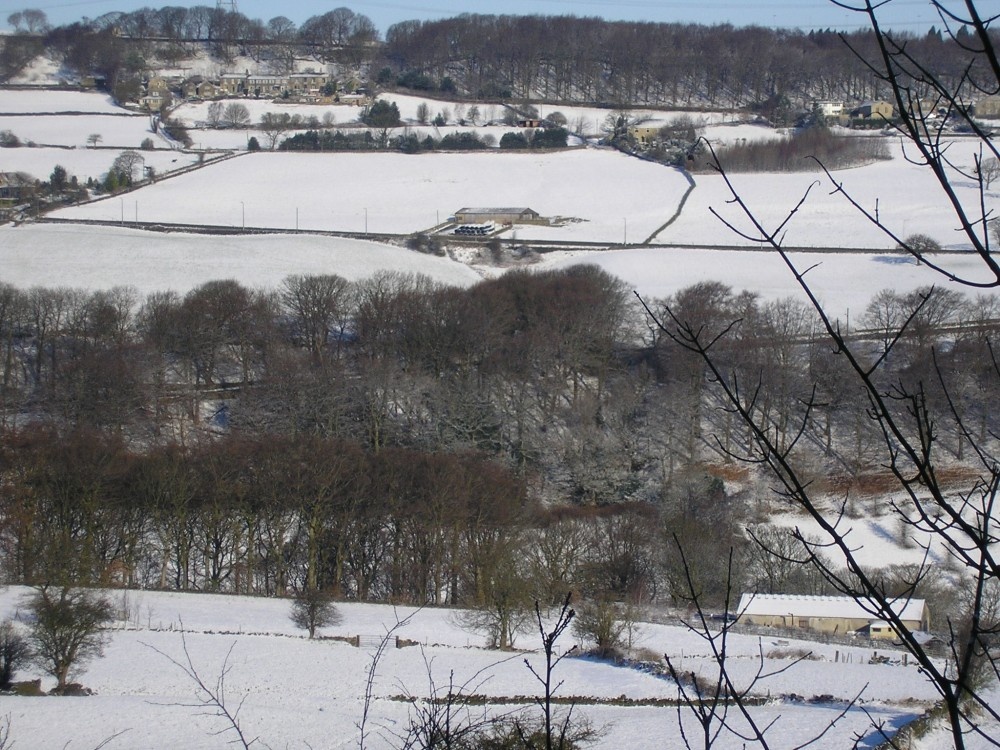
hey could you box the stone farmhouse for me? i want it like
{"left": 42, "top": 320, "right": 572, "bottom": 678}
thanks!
{"left": 182, "top": 76, "right": 222, "bottom": 100}
{"left": 737, "top": 593, "right": 930, "bottom": 638}
{"left": 628, "top": 125, "right": 662, "bottom": 145}
{"left": 138, "top": 75, "right": 170, "bottom": 110}
{"left": 0, "top": 172, "right": 35, "bottom": 203}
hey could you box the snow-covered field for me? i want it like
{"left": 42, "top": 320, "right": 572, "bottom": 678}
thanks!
{"left": 5, "top": 54, "right": 66, "bottom": 86}
{"left": 2, "top": 141, "right": 996, "bottom": 318}
{"left": 36, "top": 133, "right": 993, "bottom": 249}
{"left": 700, "top": 121, "right": 790, "bottom": 146}
{"left": 51, "top": 149, "right": 689, "bottom": 242}
{"left": 539, "top": 246, "right": 994, "bottom": 322}
{"left": 663, "top": 137, "right": 991, "bottom": 250}
{"left": 0, "top": 587, "right": 953, "bottom": 750}
{"left": 0, "top": 113, "right": 168, "bottom": 149}
{"left": 0, "top": 89, "right": 124, "bottom": 114}
{"left": 381, "top": 93, "right": 736, "bottom": 135}
{"left": 0, "top": 146, "right": 200, "bottom": 184}
{"left": 0, "top": 89, "right": 199, "bottom": 180}
{"left": 0, "top": 224, "right": 482, "bottom": 294}
{"left": 0, "top": 95, "right": 993, "bottom": 329}
{"left": 3, "top": 224, "right": 986, "bottom": 321}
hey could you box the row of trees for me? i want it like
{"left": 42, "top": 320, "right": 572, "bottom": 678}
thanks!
{"left": 278, "top": 125, "right": 569, "bottom": 152}
{"left": 2, "top": 424, "right": 877, "bottom": 625}
{"left": 95, "top": 6, "right": 378, "bottom": 50}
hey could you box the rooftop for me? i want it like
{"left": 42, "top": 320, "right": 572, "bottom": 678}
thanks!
{"left": 457, "top": 207, "right": 536, "bottom": 214}
{"left": 738, "top": 593, "right": 927, "bottom": 622}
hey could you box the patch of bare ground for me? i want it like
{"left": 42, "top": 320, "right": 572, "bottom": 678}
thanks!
{"left": 705, "top": 462, "right": 752, "bottom": 484}
{"left": 813, "top": 465, "right": 985, "bottom": 499}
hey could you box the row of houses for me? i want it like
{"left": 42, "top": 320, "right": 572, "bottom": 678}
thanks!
{"left": 139, "top": 71, "right": 369, "bottom": 110}
{"left": 624, "top": 100, "right": 899, "bottom": 147}
{"left": 817, "top": 96, "right": 1000, "bottom": 122}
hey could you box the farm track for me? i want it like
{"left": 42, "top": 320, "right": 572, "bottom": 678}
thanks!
{"left": 643, "top": 169, "right": 698, "bottom": 244}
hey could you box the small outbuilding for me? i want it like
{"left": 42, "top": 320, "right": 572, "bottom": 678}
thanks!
{"left": 453, "top": 207, "right": 542, "bottom": 225}
{"left": 737, "top": 593, "right": 929, "bottom": 636}
{"left": 975, "top": 96, "right": 1000, "bottom": 118}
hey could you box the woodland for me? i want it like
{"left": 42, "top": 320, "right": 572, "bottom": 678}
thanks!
{"left": 0, "top": 269, "right": 990, "bottom": 615}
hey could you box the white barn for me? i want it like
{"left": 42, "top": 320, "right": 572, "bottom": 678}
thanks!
{"left": 737, "top": 593, "right": 930, "bottom": 637}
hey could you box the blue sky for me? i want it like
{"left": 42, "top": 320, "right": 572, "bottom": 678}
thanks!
{"left": 1, "top": 0, "right": 994, "bottom": 34}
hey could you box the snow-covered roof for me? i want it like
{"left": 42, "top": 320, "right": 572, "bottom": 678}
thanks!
{"left": 738, "top": 593, "right": 927, "bottom": 622}
{"left": 457, "top": 207, "right": 536, "bottom": 215}
{"left": 0, "top": 172, "right": 33, "bottom": 187}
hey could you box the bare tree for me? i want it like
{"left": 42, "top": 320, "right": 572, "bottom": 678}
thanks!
{"left": 279, "top": 273, "right": 354, "bottom": 360}
{"left": 206, "top": 101, "right": 224, "bottom": 128}
{"left": 0, "top": 620, "right": 28, "bottom": 689}
{"left": 16, "top": 9, "right": 47, "bottom": 34}
{"left": 145, "top": 629, "right": 261, "bottom": 750}
{"left": 642, "top": 3, "right": 1000, "bottom": 748}
{"left": 25, "top": 586, "right": 112, "bottom": 693}
{"left": 514, "top": 595, "right": 596, "bottom": 750}
{"left": 110, "top": 150, "right": 144, "bottom": 186}
{"left": 289, "top": 587, "right": 341, "bottom": 638}
{"left": 359, "top": 608, "right": 419, "bottom": 750}
{"left": 457, "top": 534, "right": 535, "bottom": 650}
{"left": 977, "top": 156, "right": 1000, "bottom": 190}
{"left": 415, "top": 102, "right": 430, "bottom": 125}
{"left": 222, "top": 102, "right": 251, "bottom": 128}
{"left": 395, "top": 649, "right": 521, "bottom": 750}
{"left": 259, "top": 112, "right": 297, "bottom": 150}
{"left": 571, "top": 595, "right": 635, "bottom": 659}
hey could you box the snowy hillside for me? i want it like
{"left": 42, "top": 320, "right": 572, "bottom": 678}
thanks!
{"left": 0, "top": 223, "right": 482, "bottom": 293}
{"left": 0, "top": 587, "right": 958, "bottom": 750}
